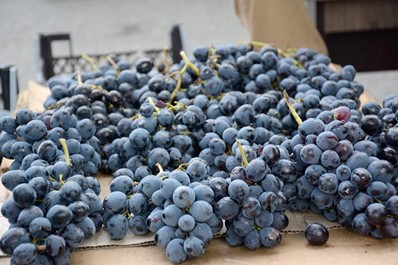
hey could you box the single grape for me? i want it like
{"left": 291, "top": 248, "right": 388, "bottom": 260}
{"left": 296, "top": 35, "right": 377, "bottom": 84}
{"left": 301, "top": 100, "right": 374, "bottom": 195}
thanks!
{"left": 244, "top": 230, "right": 261, "bottom": 250}
{"left": 11, "top": 243, "right": 37, "bottom": 265}
{"left": 155, "top": 226, "right": 176, "bottom": 249}
{"left": 46, "top": 205, "right": 73, "bottom": 230}
{"left": 0, "top": 227, "right": 30, "bottom": 255}
{"left": 189, "top": 200, "right": 213, "bottom": 222}
{"left": 172, "top": 186, "right": 196, "bottom": 209}
{"left": 304, "top": 223, "right": 329, "bottom": 245}
{"left": 215, "top": 197, "right": 240, "bottom": 220}
{"left": 365, "top": 203, "right": 387, "bottom": 225}
{"left": 183, "top": 236, "right": 205, "bottom": 257}
{"left": 260, "top": 227, "right": 282, "bottom": 248}
{"left": 166, "top": 238, "right": 187, "bottom": 264}
{"left": 105, "top": 214, "right": 129, "bottom": 240}
{"left": 178, "top": 214, "right": 196, "bottom": 232}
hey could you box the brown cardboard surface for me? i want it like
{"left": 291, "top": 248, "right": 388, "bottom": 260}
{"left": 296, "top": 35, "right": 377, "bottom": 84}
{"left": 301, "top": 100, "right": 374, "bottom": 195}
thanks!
{"left": 73, "top": 229, "right": 398, "bottom": 265}
{"left": 234, "top": 0, "right": 329, "bottom": 55}
{"left": 0, "top": 172, "right": 342, "bottom": 256}
{"left": 2, "top": 228, "right": 398, "bottom": 265}
{"left": 0, "top": 81, "right": 390, "bottom": 264}
{"left": 15, "top": 80, "right": 50, "bottom": 113}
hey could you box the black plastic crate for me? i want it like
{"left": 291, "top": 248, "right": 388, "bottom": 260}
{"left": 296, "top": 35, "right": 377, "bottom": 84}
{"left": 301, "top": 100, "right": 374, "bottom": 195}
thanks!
{"left": 0, "top": 65, "right": 19, "bottom": 112}
{"left": 35, "top": 25, "right": 185, "bottom": 83}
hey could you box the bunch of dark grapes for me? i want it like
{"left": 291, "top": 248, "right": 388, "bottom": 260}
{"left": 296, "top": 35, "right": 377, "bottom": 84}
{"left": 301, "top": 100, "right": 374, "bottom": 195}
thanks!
{"left": 3, "top": 40, "right": 398, "bottom": 265}
{"left": 100, "top": 167, "right": 160, "bottom": 240}
{"left": 285, "top": 104, "right": 398, "bottom": 238}
{"left": 0, "top": 109, "right": 103, "bottom": 264}
{"left": 0, "top": 108, "right": 101, "bottom": 176}
{"left": 156, "top": 184, "right": 215, "bottom": 264}
{"left": 100, "top": 165, "right": 221, "bottom": 264}
{"left": 42, "top": 55, "right": 212, "bottom": 176}
{"left": 216, "top": 179, "right": 285, "bottom": 249}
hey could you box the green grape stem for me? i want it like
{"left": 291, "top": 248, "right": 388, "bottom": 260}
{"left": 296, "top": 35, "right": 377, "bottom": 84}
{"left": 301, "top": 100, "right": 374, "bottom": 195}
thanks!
{"left": 236, "top": 140, "right": 249, "bottom": 168}
{"left": 35, "top": 244, "right": 46, "bottom": 251}
{"left": 177, "top": 163, "right": 189, "bottom": 172}
{"left": 245, "top": 41, "right": 303, "bottom": 68}
{"left": 169, "top": 64, "right": 188, "bottom": 103}
{"left": 80, "top": 53, "right": 98, "bottom": 70}
{"left": 180, "top": 51, "right": 200, "bottom": 76}
{"left": 283, "top": 90, "right": 303, "bottom": 126}
{"left": 77, "top": 68, "right": 83, "bottom": 86}
{"left": 59, "top": 138, "right": 72, "bottom": 167}
{"left": 148, "top": 97, "right": 161, "bottom": 114}
{"left": 87, "top": 84, "right": 109, "bottom": 95}
{"left": 106, "top": 56, "right": 120, "bottom": 76}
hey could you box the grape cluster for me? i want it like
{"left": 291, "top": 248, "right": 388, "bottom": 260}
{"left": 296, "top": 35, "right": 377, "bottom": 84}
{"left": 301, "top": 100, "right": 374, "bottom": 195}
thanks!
{"left": 286, "top": 104, "right": 398, "bottom": 238}
{"left": 100, "top": 166, "right": 221, "bottom": 264}
{"left": 0, "top": 109, "right": 103, "bottom": 264}
{"left": 2, "top": 40, "right": 398, "bottom": 265}
{"left": 217, "top": 178, "right": 285, "bottom": 249}
{"left": 157, "top": 185, "right": 215, "bottom": 264}
{"left": 100, "top": 167, "right": 158, "bottom": 240}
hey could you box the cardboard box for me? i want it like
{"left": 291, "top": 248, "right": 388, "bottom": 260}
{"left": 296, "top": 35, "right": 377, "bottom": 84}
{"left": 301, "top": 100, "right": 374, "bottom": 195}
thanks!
{"left": 233, "top": 0, "right": 328, "bottom": 55}
{"left": 0, "top": 82, "right": 393, "bottom": 265}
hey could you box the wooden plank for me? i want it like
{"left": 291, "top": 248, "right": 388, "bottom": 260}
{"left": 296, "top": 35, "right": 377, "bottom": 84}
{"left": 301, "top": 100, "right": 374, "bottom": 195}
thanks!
{"left": 322, "top": 0, "right": 398, "bottom": 33}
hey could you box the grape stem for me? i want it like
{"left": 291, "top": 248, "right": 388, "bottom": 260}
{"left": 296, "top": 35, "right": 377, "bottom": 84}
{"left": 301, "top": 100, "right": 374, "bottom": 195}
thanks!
{"left": 59, "top": 138, "right": 72, "bottom": 167}
{"left": 87, "top": 84, "right": 109, "bottom": 95}
{"left": 178, "top": 128, "right": 190, "bottom": 136}
{"left": 156, "top": 163, "right": 164, "bottom": 174}
{"left": 46, "top": 100, "right": 66, "bottom": 111}
{"left": 161, "top": 47, "right": 171, "bottom": 71}
{"left": 207, "top": 46, "right": 221, "bottom": 69}
{"left": 36, "top": 245, "right": 46, "bottom": 251}
{"left": 169, "top": 64, "right": 188, "bottom": 102}
{"left": 166, "top": 102, "right": 186, "bottom": 112}
{"left": 147, "top": 97, "right": 160, "bottom": 114}
{"left": 177, "top": 163, "right": 189, "bottom": 172}
{"left": 106, "top": 56, "right": 120, "bottom": 76}
{"left": 240, "top": 40, "right": 303, "bottom": 68}
{"left": 80, "top": 53, "right": 98, "bottom": 70}
{"left": 77, "top": 68, "right": 83, "bottom": 86}
{"left": 236, "top": 140, "right": 249, "bottom": 168}
{"left": 180, "top": 51, "right": 200, "bottom": 76}
{"left": 169, "top": 50, "right": 200, "bottom": 103}
{"left": 283, "top": 90, "right": 303, "bottom": 126}
{"left": 130, "top": 113, "right": 142, "bottom": 120}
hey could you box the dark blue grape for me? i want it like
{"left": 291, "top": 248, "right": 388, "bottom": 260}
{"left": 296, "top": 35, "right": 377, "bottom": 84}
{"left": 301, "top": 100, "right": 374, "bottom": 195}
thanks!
{"left": 16, "top": 109, "right": 36, "bottom": 125}
{"left": 246, "top": 158, "right": 269, "bottom": 182}
{"left": 300, "top": 144, "right": 322, "bottom": 165}
{"left": 166, "top": 238, "right": 187, "bottom": 264}
{"left": 304, "top": 223, "right": 329, "bottom": 245}
{"left": 24, "top": 120, "right": 47, "bottom": 141}
{"left": 234, "top": 104, "right": 255, "bottom": 127}
{"left": 366, "top": 203, "right": 387, "bottom": 225}
{"left": 260, "top": 227, "right": 281, "bottom": 248}
{"left": 11, "top": 243, "right": 37, "bottom": 265}
{"left": 128, "top": 215, "right": 149, "bottom": 236}
{"left": 215, "top": 197, "right": 239, "bottom": 220}
{"left": 351, "top": 213, "right": 374, "bottom": 235}
{"left": 13, "top": 183, "right": 37, "bottom": 208}
{"left": 0, "top": 115, "right": 17, "bottom": 133}
{"left": 105, "top": 214, "right": 129, "bottom": 240}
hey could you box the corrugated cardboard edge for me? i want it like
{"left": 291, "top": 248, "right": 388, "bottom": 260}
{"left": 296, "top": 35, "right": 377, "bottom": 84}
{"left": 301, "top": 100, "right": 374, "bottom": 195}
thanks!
{"left": 5, "top": 79, "right": 381, "bottom": 258}
{"left": 0, "top": 200, "right": 343, "bottom": 258}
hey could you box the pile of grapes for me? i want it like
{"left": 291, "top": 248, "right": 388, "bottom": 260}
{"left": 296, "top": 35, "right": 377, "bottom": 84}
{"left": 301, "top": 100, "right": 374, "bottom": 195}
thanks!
{"left": 1, "top": 42, "right": 398, "bottom": 265}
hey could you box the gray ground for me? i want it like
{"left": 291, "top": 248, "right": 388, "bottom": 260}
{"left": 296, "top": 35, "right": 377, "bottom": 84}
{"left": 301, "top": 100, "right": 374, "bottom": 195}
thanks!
{"left": 0, "top": 0, "right": 397, "bottom": 105}
{"left": 0, "top": 0, "right": 248, "bottom": 88}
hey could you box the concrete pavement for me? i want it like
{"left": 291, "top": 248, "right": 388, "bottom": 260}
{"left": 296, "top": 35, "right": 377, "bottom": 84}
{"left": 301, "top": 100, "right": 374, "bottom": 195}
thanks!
{"left": 0, "top": 0, "right": 396, "bottom": 105}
